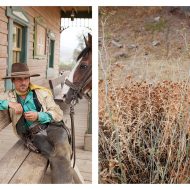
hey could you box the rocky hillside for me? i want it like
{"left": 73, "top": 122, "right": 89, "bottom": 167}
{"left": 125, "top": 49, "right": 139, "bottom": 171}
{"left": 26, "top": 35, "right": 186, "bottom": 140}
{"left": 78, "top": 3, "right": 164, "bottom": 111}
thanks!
{"left": 99, "top": 7, "right": 190, "bottom": 59}
{"left": 99, "top": 7, "right": 190, "bottom": 83}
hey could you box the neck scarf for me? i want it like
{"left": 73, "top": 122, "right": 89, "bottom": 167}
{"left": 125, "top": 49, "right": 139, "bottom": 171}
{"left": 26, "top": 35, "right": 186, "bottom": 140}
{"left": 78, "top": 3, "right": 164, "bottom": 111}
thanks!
{"left": 29, "top": 83, "right": 52, "bottom": 95}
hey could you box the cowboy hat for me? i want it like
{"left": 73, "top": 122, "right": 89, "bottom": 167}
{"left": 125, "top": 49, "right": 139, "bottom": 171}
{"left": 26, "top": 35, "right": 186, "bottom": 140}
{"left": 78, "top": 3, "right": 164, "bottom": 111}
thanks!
{"left": 2, "top": 63, "right": 40, "bottom": 79}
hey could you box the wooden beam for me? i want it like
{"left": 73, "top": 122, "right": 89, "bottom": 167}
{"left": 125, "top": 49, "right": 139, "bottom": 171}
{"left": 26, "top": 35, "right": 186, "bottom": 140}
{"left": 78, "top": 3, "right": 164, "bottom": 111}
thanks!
{"left": 10, "top": 151, "right": 48, "bottom": 184}
{"left": 0, "top": 140, "right": 30, "bottom": 183}
{"left": 0, "top": 110, "right": 11, "bottom": 131}
{"left": 72, "top": 161, "right": 85, "bottom": 184}
{"left": 61, "top": 10, "right": 92, "bottom": 18}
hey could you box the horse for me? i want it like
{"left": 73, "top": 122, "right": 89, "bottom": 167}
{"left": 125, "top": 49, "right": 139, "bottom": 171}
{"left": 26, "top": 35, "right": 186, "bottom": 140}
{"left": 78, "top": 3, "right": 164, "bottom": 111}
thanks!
{"left": 64, "top": 33, "right": 92, "bottom": 104}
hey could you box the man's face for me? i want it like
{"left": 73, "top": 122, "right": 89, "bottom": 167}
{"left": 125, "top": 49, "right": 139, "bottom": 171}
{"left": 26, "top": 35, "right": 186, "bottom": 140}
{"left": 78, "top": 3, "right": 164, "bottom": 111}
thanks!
{"left": 13, "top": 77, "right": 30, "bottom": 93}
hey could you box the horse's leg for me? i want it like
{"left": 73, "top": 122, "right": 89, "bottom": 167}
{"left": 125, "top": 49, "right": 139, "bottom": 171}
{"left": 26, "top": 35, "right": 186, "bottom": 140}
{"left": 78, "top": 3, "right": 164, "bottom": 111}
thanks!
{"left": 46, "top": 125, "right": 74, "bottom": 184}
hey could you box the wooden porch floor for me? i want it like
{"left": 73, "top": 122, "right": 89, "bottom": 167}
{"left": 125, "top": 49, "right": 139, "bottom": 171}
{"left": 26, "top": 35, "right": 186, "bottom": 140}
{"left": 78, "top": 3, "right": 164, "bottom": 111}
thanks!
{"left": 0, "top": 98, "right": 92, "bottom": 184}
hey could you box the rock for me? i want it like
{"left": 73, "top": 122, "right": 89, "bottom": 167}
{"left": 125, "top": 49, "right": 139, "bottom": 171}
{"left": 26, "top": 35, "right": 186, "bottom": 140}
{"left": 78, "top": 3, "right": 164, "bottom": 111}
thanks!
{"left": 99, "top": 37, "right": 102, "bottom": 46}
{"left": 128, "top": 44, "right": 138, "bottom": 49}
{"left": 98, "top": 37, "right": 102, "bottom": 42}
{"left": 154, "top": 16, "right": 160, "bottom": 22}
{"left": 152, "top": 40, "right": 160, "bottom": 46}
{"left": 111, "top": 40, "right": 123, "bottom": 48}
{"left": 114, "top": 51, "right": 128, "bottom": 59}
{"left": 113, "top": 38, "right": 120, "bottom": 42}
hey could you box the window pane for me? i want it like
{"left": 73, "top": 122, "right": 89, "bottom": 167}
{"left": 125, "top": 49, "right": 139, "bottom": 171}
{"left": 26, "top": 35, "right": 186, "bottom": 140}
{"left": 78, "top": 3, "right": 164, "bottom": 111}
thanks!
{"left": 12, "top": 23, "right": 22, "bottom": 63}
{"left": 13, "top": 26, "right": 17, "bottom": 49}
{"left": 17, "top": 27, "right": 21, "bottom": 48}
{"left": 13, "top": 51, "right": 16, "bottom": 63}
{"left": 13, "top": 24, "right": 22, "bottom": 50}
{"left": 13, "top": 51, "right": 20, "bottom": 63}
{"left": 16, "top": 52, "right": 20, "bottom": 62}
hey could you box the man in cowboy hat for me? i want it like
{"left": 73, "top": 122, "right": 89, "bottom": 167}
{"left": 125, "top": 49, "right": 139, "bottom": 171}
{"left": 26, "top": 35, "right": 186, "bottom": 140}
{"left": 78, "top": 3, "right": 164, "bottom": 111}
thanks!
{"left": 1, "top": 63, "right": 63, "bottom": 134}
{"left": 0, "top": 62, "right": 80, "bottom": 183}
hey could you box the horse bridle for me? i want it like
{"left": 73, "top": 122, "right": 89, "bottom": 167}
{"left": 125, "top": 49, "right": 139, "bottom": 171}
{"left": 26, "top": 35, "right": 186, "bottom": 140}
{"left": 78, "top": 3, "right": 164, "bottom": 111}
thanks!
{"left": 65, "top": 64, "right": 92, "bottom": 103}
{"left": 64, "top": 64, "right": 92, "bottom": 168}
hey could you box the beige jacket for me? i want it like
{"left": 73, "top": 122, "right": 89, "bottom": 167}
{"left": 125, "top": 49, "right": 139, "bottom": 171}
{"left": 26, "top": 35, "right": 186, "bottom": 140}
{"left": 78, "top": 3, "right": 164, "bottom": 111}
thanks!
{"left": 0, "top": 89, "right": 63, "bottom": 135}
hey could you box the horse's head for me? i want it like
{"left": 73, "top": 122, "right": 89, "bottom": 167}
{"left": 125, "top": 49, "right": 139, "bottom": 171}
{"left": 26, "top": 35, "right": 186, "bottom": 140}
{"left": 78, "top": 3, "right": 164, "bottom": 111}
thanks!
{"left": 64, "top": 33, "right": 92, "bottom": 104}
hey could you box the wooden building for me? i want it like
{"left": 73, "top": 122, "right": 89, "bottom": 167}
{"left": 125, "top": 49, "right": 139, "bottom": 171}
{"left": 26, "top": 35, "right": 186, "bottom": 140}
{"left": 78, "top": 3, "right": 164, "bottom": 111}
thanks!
{"left": 0, "top": 6, "right": 92, "bottom": 92}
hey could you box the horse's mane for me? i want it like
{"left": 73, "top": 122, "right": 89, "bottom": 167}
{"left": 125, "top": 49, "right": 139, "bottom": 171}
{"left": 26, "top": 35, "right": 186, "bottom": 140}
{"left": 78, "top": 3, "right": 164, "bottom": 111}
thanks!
{"left": 77, "top": 47, "right": 91, "bottom": 61}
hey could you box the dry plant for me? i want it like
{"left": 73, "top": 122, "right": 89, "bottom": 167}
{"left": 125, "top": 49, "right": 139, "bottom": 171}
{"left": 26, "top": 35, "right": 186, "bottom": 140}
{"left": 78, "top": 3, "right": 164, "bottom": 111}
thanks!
{"left": 99, "top": 7, "right": 190, "bottom": 184}
{"left": 99, "top": 78, "right": 190, "bottom": 184}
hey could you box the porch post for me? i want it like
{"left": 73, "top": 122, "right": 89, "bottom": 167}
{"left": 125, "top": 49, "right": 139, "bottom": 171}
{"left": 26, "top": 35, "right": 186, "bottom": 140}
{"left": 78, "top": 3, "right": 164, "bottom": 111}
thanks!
{"left": 5, "top": 17, "right": 13, "bottom": 90}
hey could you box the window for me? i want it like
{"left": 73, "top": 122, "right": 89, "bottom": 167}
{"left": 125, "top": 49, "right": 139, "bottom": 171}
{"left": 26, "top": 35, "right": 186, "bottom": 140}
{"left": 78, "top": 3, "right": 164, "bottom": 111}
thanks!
{"left": 49, "top": 40, "right": 55, "bottom": 68}
{"left": 13, "top": 23, "right": 23, "bottom": 63}
{"left": 34, "top": 17, "right": 47, "bottom": 59}
{"left": 6, "top": 6, "right": 29, "bottom": 91}
{"left": 36, "top": 24, "right": 46, "bottom": 56}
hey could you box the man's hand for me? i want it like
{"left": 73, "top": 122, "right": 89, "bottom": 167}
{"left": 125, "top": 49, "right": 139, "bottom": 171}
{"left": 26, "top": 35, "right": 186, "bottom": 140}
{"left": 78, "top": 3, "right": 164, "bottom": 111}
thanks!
{"left": 24, "top": 111, "right": 38, "bottom": 121}
{"left": 8, "top": 102, "right": 23, "bottom": 114}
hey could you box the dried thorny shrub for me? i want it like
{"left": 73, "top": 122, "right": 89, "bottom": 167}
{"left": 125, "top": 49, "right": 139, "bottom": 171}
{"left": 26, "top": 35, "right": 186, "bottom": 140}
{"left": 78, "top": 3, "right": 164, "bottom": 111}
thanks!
{"left": 99, "top": 79, "right": 190, "bottom": 184}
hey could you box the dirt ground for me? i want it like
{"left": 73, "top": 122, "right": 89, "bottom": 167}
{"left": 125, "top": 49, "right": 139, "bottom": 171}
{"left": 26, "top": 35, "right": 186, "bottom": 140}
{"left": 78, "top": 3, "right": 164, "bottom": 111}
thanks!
{"left": 99, "top": 7, "right": 190, "bottom": 84}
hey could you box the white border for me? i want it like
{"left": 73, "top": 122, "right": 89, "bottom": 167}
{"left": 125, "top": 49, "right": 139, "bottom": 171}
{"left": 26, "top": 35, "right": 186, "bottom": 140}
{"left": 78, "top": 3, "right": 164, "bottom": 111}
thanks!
{"left": 92, "top": 4, "right": 98, "bottom": 185}
{"left": 1, "top": 0, "right": 190, "bottom": 6}
{"left": 1, "top": 1, "right": 190, "bottom": 188}
{"left": 0, "top": 0, "right": 92, "bottom": 6}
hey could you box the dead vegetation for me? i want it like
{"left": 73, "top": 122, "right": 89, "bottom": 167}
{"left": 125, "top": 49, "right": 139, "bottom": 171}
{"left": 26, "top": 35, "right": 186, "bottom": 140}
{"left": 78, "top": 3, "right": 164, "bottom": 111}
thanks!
{"left": 99, "top": 78, "right": 190, "bottom": 183}
{"left": 99, "top": 7, "right": 190, "bottom": 184}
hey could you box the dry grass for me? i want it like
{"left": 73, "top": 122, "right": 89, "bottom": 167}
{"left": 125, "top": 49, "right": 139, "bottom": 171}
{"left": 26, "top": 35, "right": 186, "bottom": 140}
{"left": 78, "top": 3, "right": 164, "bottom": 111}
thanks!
{"left": 99, "top": 7, "right": 190, "bottom": 184}
{"left": 99, "top": 78, "right": 190, "bottom": 183}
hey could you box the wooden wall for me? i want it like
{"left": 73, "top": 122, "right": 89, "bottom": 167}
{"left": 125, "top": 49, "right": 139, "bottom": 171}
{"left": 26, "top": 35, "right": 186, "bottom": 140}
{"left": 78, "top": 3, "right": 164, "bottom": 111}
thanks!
{"left": 0, "top": 6, "right": 61, "bottom": 92}
{"left": 0, "top": 7, "right": 8, "bottom": 93}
